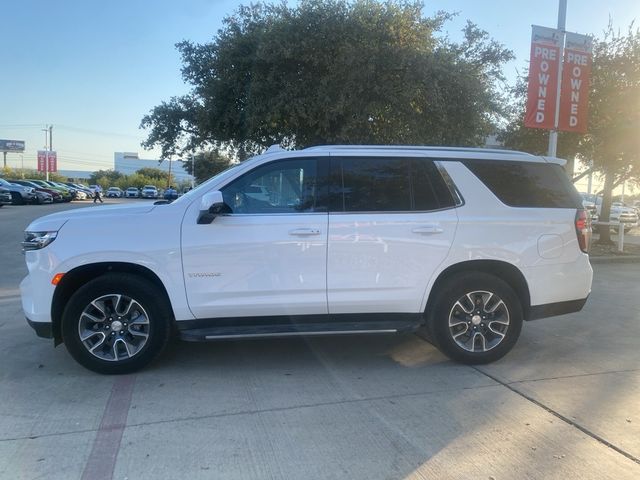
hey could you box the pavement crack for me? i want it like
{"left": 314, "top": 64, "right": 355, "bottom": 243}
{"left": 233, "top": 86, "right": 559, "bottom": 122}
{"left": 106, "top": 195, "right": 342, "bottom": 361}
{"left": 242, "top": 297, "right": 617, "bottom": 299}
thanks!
{"left": 0, "top": 381, "right": 499, "bottom": 443}
{"left": 472, "top": 366, "right": 640, "bottom": 466}
{"left": 506, "top": 367, "right": 640, "bottom": 385}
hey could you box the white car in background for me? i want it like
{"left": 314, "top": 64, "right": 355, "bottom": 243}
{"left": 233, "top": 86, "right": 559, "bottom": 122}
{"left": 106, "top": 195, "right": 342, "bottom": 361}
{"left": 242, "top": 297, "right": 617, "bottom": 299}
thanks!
{"left": 584, "top": 194, "right": 639, "bottom": 232}
{"left": 141, "top": 185, "right": 159, "bottom": 199}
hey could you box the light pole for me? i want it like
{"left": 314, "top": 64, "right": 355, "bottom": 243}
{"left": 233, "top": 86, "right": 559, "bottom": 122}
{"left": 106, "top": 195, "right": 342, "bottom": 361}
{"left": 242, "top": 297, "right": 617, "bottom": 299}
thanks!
{"left": 19, "top": 154, "right": 24, "bottom": 178}
{"left": 42, "top": 126, "right": 49, "bottom": 181}
{"left": 547, "top": 0, "right": 567, "bottom": 161}
{"left": 191, "top": 152, "right": 196, "bottom": 189}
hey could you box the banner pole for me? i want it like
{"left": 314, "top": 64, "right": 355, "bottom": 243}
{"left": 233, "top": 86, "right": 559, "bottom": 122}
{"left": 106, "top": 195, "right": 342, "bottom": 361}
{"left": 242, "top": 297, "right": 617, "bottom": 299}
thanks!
{"left": 548, "top": 0, "right": 567, "bottom": 158}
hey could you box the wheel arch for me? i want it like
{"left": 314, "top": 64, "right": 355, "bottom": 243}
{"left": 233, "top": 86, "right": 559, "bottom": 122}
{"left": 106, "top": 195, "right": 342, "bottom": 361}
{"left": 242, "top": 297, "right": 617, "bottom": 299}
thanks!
{"left": 51, "top": 262, "right": 173, "bottom": 345}
{"left": 425, "top": 260, "right": 532, "bottom": 321}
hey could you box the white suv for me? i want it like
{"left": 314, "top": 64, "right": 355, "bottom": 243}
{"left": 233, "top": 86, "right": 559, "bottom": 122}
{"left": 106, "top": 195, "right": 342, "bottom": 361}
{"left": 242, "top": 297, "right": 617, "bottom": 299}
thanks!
{"left": 20, "top": 146, "right": 593, "bottom": 373}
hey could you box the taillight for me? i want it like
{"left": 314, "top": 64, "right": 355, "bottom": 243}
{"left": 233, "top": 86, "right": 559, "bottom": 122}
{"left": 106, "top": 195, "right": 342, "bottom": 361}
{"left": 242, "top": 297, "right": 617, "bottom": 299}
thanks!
{"left": 575, "top": 209, "right": 591, "bottom": 253}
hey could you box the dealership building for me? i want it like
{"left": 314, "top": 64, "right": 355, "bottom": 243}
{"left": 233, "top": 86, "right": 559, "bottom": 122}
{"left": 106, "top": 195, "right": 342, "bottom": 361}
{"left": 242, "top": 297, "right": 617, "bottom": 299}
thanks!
{"left": 114, "top": 152, "right": 193, "bottom": 182}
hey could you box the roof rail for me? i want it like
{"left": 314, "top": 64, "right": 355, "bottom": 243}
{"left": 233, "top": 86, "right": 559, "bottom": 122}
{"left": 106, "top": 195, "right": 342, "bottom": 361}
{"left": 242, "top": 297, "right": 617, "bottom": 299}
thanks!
{"left": 303, "top": 145, "right": 534, "bottom": 157}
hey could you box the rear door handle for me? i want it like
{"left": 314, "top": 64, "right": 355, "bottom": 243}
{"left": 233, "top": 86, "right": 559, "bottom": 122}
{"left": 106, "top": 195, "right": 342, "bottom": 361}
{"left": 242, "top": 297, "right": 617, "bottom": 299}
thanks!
{"left": 412, "top": 224, "right": 444, "bottom": 234}
{"left": 289, "top": 228, "right": 321, "bottom": 236}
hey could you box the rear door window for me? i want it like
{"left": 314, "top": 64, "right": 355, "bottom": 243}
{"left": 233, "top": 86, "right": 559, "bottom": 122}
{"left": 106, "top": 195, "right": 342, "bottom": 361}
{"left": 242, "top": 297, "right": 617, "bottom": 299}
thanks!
{"left": 329, "top": 157, "right": 456, "bottom": 212}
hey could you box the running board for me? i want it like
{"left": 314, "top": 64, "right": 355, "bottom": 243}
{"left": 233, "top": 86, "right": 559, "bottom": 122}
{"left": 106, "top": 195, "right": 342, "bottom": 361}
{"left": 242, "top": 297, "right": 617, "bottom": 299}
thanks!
{"left": 179, "top": 320, "right": 421, "bottom": 342}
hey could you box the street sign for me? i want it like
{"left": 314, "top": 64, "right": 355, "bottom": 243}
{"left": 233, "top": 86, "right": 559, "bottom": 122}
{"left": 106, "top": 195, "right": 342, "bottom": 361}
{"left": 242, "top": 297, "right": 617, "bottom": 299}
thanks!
{"left": 524, "top": 25, "right": 562, "bottom": 130}
{"left": 37, "top": 151, "right": 57, "bottom": 173}
{"left": 0, "top": 139, "right": 25, "bottom": 152}
{"left": 558, "top": 32, "right": 593, "bottom": 133}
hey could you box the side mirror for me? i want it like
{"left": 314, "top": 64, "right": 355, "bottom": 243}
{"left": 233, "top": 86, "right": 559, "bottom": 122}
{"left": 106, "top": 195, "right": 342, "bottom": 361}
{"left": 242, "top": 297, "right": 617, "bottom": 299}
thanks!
{"left": 197, "top": 191, "right": 231, "bottom": 224}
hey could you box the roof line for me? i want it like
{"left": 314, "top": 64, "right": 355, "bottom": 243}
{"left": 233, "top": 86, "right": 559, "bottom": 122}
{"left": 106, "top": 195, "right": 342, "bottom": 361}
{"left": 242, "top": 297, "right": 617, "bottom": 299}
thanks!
{"left": 303, "top": 145, "right": 534, "bottom": 157}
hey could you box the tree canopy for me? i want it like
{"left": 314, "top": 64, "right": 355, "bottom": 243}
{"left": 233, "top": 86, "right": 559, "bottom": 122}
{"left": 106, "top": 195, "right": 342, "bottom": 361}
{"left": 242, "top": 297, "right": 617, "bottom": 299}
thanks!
{"left": 181, "top": 150, "right": 232, "bottom": 183}
{"left": 141, "top": 0, "right": 513, "bottom": 157}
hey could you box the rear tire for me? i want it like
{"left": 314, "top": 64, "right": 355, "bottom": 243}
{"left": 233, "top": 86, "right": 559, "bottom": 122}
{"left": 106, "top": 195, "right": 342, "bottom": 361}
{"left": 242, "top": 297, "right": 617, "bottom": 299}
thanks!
{"left": 428, "top": 272, "right": 523, "bottom": 364}
{"left": 61, "top": 273, "right": 172, "bottom": 374}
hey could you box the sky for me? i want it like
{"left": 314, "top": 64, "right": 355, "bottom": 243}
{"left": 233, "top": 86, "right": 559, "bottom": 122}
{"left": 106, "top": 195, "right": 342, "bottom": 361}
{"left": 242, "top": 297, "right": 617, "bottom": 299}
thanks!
{"left": 1, "top": 0, "right": 638, "bottom": 175}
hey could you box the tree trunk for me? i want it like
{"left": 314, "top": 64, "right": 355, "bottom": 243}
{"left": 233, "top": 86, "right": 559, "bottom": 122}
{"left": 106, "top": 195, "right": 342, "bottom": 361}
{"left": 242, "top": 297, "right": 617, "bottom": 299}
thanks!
{"left": 596, "top": 170, "right": 615, "bottom": 245}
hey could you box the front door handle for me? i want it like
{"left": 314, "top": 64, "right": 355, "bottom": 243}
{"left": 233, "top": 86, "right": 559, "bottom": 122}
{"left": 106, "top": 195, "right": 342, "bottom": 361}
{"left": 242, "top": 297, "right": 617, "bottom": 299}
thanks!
{"left": 412, "top": 224, "right": 444, "bottom": 234}
{"left": 289, "top": 228, "right": 321, "bottom": 236}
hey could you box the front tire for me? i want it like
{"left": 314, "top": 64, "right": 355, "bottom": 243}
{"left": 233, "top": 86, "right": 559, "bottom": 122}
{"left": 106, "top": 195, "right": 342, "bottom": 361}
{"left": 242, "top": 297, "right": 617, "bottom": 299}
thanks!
{"left": 428, "top": 272, "right": 523, "bottom": 364}
{"left": 10, "top": 192, "right": 25, "bottom": 205}
{"left": 61, "top": 273, "right": 172, "bottom": 374}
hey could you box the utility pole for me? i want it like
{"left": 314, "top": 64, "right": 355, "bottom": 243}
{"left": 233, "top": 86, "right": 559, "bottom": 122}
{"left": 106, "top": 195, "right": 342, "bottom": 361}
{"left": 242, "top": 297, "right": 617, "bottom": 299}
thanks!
{"left": 547, "top": 0, "right": 567, "bottom": 162}
{"left": 42, "top": 126, "right": 49, "bottom": 181}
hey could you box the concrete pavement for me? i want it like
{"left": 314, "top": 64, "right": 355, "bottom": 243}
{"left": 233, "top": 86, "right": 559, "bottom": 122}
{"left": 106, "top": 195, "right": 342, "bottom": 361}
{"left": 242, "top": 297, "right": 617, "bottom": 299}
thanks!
{"left": 1, "top": 201, "right": 639, "bottom": 479}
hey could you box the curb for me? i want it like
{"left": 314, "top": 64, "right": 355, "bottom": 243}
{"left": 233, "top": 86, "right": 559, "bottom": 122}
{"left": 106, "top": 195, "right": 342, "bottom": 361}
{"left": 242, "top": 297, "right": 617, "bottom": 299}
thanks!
{"left": 589, "top": 255, "right": 640, "bottom": 264}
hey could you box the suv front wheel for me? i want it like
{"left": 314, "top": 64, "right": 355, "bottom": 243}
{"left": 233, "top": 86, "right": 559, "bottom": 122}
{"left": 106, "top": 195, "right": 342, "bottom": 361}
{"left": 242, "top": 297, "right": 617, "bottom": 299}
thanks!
{"left": 428, "top": 272, "right": 523, "bottom": 364}
{"left": 61, "top": 273, "right": 172, "bottom": 374}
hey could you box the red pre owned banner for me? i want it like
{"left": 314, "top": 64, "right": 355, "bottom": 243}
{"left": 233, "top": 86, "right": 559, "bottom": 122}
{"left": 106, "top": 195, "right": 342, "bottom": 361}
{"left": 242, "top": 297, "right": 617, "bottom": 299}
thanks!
{"left": 37, "top": 151, "right": 57, "bottom": 172}
{"left": 558, "top": 32, "right": 592, "bottom": 133}
{"left": 525, "top": 25, "right": 562, "bottom": 130}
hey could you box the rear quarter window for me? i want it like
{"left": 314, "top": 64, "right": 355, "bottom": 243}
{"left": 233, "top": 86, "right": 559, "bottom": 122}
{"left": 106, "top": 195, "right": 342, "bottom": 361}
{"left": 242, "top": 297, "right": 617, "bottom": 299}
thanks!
{"left": 463, "top": 160, "right": 583, "bottom": 209}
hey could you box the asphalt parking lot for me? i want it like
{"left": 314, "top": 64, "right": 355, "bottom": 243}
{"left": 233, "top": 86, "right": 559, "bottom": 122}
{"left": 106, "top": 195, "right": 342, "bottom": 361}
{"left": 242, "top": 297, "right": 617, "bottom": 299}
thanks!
{"left": 1, "top": 200, "right": 639, "bottom": 480}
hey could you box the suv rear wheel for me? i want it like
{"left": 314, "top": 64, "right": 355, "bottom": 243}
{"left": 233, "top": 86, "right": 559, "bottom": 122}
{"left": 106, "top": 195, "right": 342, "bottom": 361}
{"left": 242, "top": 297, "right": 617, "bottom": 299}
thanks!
{"left": 428, "top": 272, "right": 523, "bottom": 364}
{"left": 61, "top": 273, "right": 172, "bottom": 374}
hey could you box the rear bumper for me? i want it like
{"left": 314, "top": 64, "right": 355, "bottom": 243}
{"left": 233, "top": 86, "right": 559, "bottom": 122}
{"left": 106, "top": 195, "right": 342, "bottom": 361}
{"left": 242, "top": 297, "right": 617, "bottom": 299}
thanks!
{"left": 26, "top": 317, "right": 53, "bottom": 338}
{"left": 527, "top": 297, "right": 588, "bottom": 321}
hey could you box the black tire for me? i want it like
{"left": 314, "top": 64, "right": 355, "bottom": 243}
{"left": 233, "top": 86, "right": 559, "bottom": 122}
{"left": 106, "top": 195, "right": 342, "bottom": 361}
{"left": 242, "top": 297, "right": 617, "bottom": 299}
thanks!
{"left": 61, "top": 273, "right": 172, "bottom": 374}
{"left": 10, "top": 192, "right": 24, "bottom": 205}
{"left": 428, "top": 272, "right": 523, "bottom": 364}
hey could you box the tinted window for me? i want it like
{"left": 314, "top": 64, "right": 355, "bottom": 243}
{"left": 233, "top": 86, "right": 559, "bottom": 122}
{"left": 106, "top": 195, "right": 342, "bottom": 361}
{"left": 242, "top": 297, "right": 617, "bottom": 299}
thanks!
{"left": 330, "top": 157, "right": 455, "bottom": 212}
{"left": 464, "top": 160, "right": 582, "bottom": 208}
{"left": 412, "top": 159, "right": 456, "bottom": 210}
{"left": 330, "top": 157, "right": 411, "bottom": 212}
{"left": 222, "top": 158, "right": 322, "bottom": 213}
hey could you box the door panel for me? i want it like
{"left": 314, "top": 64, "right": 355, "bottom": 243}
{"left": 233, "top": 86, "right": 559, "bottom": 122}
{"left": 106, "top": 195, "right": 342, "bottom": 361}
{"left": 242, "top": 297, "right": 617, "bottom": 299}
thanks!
{"left": 182, "top": 214, "right": 328, "bottom": 318}
{"left": 181, "top": 157, "right": 329, "bottom": 319}
{"left": 327, "top": 210, "right": 457, "bottom": 313}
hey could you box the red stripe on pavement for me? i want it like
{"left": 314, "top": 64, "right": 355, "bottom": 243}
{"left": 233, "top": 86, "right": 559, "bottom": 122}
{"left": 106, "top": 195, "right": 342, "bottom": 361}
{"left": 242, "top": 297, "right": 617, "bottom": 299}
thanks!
{"left": 81, "top": 375, "right": 136, "bottom": 480}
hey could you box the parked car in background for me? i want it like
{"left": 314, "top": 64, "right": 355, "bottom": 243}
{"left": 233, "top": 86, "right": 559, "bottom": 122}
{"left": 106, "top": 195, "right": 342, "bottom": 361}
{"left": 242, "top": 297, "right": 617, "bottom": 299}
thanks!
{"left": 163, "top": 186, "right": 178, "bottom": 201}
{"left": 46, "top": 181, "right": 79, "bottom": 200}
{"left": 125, "top": 187, "right": 140, "bottom": 198}
{"left": 106, "top": 187, "right": 124, "bottom": 198}
{"left": 579, "top": 193, "right": 599, "bottom": 223}
{"left": 140, "top": 185, "right": 158, "bottom": 198}
{"left": 0, "top": 178, "right": 37, "bottom": 205}
{"left": 10, "top": 180, "right": 64, "bottom": 203}
{"left": 581, "top": 194, "right": 638, "bottom": 233}
{"left": 62, "top": 182, "right": 92, "bottom": 199}
{"left": 28, "top": 180, "right": 72, "bottom": 202}
{"left": 610, "top": 204, "right": 638, "bottom": 232}
{"left": 0, "top": 187, "right": 12, "bottom": 206}
{"left": 34, "top": 190, "right": 53, "bottom": 204}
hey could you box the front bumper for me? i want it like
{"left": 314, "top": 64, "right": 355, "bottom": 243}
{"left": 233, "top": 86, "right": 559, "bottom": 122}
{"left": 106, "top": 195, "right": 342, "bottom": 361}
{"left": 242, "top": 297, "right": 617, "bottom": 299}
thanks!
{"left": 20, "top": 273, "right": 55, "bottom": 324}
{"left": 26, "top": 317, "right": 53, "bottom": 338}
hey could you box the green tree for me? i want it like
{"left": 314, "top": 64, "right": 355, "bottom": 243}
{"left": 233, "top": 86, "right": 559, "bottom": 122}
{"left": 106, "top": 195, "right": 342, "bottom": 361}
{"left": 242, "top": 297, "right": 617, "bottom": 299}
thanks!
{"left": 141, "top": 0, "right": 513, "bottom": 157}
{"left": 135, "top": 167, "right": 170, "bottom": 181}
{"left": 89, "top": 169, "right": 124, "bottom": 185}
{"left": 181, "top": 150, "right": 232, "bottom": 183}
{"left": 500, "top": 25, "right": 640, "bottom": 244}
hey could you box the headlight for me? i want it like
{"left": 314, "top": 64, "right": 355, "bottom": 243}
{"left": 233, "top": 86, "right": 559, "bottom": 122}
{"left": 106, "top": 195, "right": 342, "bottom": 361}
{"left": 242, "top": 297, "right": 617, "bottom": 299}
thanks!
{"left": 22, "top": 231, "right": 58, "bottom": 252}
